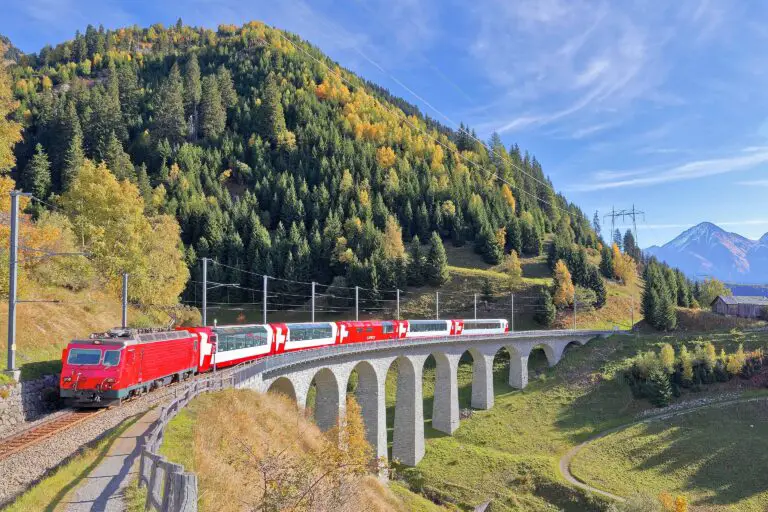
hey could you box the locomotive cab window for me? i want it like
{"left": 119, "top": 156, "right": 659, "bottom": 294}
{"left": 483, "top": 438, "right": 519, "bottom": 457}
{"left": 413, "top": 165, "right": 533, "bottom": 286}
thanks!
{"left": 464, "top": 321, "right": 501, "bottom": 330}
{"left": 103, "top": 350, "right": 121, "bottom": 366}
{"left": 289, "top": 323, "right": 333, "bottom": 341}
{"left": 382, "top": 322, "right": 394, "bottom": 334}
{"left": 67, "top": 348, "right": 102, "bottom": 365}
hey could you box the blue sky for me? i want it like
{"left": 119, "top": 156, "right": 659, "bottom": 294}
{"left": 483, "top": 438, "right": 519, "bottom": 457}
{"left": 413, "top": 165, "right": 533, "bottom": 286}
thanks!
{"left": 4, "top": 0, "right": 768, "bottom": 247}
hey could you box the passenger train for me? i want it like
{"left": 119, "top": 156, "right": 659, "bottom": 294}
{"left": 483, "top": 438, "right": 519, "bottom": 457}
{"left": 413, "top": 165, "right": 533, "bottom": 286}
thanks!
{"left": 59, "top": 318, "right": 508, "bottom": 406}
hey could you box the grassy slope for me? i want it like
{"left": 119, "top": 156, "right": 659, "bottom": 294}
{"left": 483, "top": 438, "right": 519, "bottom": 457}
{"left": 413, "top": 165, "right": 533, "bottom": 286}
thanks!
{"left": 391, "top": 330, "right": 768, "bottom": 511}
{"left": 161, "top": 389, "right": 443, "bottom": 511}
{"left": 571, "top": 401, "right": 768, "bottom": 511}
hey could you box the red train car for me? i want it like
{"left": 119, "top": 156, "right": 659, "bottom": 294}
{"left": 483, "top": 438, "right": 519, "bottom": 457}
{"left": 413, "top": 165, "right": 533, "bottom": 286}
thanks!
{"left": 60, "top": 329, "right": 199, "bottom": 406}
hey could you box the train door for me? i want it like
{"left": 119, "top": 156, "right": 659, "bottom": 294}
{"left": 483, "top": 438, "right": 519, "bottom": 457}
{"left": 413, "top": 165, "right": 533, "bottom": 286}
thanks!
{"left": 126, "top": 349, "right": 136, "bottom": 386}
{"left": 138, "top": 348, "right": 144, "bottom": 384}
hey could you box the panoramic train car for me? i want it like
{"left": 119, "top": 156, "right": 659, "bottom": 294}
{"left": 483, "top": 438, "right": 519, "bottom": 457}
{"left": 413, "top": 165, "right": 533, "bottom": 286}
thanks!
{"left": 60, "top": 329, "right": 198, "bottom": 406}
{"left": 459, "top": 318, "right": 509, "bottom": 336}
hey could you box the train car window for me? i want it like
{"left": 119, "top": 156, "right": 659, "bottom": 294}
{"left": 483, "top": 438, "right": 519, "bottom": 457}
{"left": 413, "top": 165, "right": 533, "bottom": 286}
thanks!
{"left": 366, "top": 327, "right": 373, "bottom": 333}
{"left": 289, "top": 323, "right": 333, "bottom": 341}
{"left": 382, "top": 322, "right": 394, "bottom": 334}
{"left": 67, "top": 348, "right": 102, "bottom": 365}
{"left": 103, "top": 350, "right": 121, "bottom": 366}
{"left": 214, "top": 325, "right": 268, "bottom": 352}
{"left": 409, "top": 321, "right": 447, "bottom": 333}
{"left": 356, "top": 328, "right": 363, "bottom": 334}
{"left": 463, "top": 321, "right": 501, "bottom": 330}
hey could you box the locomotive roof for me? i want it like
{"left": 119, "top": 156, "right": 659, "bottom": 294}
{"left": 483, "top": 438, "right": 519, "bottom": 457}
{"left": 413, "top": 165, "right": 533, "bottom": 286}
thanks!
{"left": 72, "top": 329, "right": 193, "bottom": 346}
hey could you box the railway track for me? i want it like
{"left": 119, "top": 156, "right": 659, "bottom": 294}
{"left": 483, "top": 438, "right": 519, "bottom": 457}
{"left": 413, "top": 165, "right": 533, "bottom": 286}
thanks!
{"left": 0, "top": 409, "right": 103, "bottom": 461}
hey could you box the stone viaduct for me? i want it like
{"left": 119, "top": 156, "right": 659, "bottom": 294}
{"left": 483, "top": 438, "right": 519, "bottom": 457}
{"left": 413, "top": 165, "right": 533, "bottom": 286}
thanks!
{"left": 233, "top": 330, "right": 614, "bottom": 466}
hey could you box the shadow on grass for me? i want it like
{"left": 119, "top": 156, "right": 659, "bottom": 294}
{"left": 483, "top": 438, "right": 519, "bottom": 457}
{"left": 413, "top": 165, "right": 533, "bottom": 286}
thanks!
{"left": 578, "top": 401, "right": 768, "bottom": 507}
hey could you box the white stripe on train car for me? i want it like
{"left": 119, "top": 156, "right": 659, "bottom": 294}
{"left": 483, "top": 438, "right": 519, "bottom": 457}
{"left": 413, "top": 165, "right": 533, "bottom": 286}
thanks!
{"left": 340, "top": 324, "right": 349, "bottom": 343}
{"left": 199, "top": 332, "right": 211, "bottom": 367}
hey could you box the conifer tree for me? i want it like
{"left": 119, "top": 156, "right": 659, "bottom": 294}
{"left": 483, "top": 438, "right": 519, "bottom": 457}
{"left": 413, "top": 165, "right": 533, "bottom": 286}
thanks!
{"left": 592, "top": 210, "right": 601, "bottom": 240}
{"left": 585, "top": 265, "right": 606, "bottom": 308}
{"left": 183, "top": 54, "right": 201, "bottom": 117}
{"left": 258, "top": 74, "right": 287, "bottom": 144}
{"left": 535, "top": 289, "right": 556, "bottom": 326}
{"left": 103, "top": 133, "right": 135, "bottom": 181}
{"left": 23, "top": 143, "right": 52, "bottom": 199}
{"left": 407, "top": 235, "right": 424, "bottom": 286}
{"left": 599, "top": 244, "right": 614, "bottom": 279}
{"left": 62, "top": 114, "right": 85, "bottom": 190}
{"left": 200, "top": 75, "right": 225, "bottom": 139}
{"left": 152, "top": 62, "right": 186, "bottom": 144}
{"left": 425, "top": 231, "right": 449, "bottom": 285}
{"left": 216, "top": 65, "right": 237, "bottom": 109}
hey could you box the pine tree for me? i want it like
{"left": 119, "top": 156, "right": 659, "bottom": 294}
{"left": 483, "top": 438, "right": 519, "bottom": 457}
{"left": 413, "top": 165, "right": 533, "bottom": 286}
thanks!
{"left": 152, "top": 62, "right": 186, "bottom": 144}
{"left": 62, "top": 115, "right": 85, "bottom": 190}
{"left": 217, "top": 65, "right": 237, "bottom": 109}
{"left": 613, "top": 228, "right": 623, "bottom": 251}
{"left": 407, "top": 235, "right": 424, "bottom": 286}
{"left": 23, "top": 143, "right": 52, "bottom": 199}
{"left": 183, "top": 54, "right": 201, "bottom": 118}
{"left": 258, "top": 74, "right": 287, "bottom": 145}
{"left": 586, "top": 265, "right": 606, "bottom": 308}
{"left": 535, "top": 289, "right": 556, "bottom": 326}
{"left": 200, "top": 75, "right": 225, "bottom": 139}
{"left": 103, "top": 133, "right": 135, "bottom": 181}
{"left": 599, "top": 244, "right": 614, "bottom": 279}
{"left": 592, "top": 210, "right": 601, "bottom": 240}
{"left": 424, "top": 231, "right": 449, "bottom": 285}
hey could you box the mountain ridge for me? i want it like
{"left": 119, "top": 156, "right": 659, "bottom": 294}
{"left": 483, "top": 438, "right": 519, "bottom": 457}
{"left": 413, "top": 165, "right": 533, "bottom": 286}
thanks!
{"left": 646, "top": 222, "right": 768, "bottom": 283}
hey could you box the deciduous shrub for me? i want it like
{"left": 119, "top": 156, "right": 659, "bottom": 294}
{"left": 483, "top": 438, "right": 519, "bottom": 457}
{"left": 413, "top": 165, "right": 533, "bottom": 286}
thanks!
{"left": 625, "top": 342, "right": 766, "bottom": 407}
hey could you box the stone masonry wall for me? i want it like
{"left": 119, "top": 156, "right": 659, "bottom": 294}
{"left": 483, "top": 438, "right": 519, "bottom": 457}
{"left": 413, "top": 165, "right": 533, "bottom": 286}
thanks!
{"left": 0, "top": 375, "right": 61, "bottom": 436}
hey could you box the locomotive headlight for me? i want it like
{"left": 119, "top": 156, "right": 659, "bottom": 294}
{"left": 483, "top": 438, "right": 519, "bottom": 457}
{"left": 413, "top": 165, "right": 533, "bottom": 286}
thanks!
{"left": 63, "top": 377, "right": 72, "bottom": 382}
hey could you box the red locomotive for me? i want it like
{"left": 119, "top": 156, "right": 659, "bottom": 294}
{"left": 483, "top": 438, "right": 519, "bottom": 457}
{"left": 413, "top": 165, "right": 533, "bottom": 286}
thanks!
{"left": 60, "top": 318, "right": 508, "bottom": 406}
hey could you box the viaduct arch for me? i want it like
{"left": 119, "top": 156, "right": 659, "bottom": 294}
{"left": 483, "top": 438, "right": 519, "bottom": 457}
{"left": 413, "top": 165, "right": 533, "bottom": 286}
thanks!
{"left": 234, "top": 330, "right": 612, "bottom": 466}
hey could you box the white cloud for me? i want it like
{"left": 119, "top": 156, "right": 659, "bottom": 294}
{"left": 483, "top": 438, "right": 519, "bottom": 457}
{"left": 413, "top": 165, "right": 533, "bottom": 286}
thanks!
{"left": 738, "top": 179, "right": 768, "bottom": 187}
{"left": 571, "top": 148, "right": 768, "bottom": 191}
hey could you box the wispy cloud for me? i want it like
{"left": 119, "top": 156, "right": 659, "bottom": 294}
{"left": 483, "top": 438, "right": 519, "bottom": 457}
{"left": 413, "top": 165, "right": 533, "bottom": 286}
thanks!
{"left": 738, "top": 179, "right": 768, "bottom": 187}
{"left": 571, "top": 148, "right": 768, "bottom": 191}
{"left": 642, "top": 219, "right": 768, "bottom": 232}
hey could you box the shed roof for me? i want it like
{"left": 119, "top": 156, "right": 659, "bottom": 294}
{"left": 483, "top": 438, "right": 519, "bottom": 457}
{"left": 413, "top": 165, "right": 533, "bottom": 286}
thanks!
{"left": 712, "top": 295, "right": 768, "bottom": 306}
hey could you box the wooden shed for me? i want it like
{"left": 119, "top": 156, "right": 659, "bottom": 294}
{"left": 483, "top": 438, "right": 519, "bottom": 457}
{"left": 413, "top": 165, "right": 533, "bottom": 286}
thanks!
{"left": 711, "top": 295, "right": 768, "bottom": 319}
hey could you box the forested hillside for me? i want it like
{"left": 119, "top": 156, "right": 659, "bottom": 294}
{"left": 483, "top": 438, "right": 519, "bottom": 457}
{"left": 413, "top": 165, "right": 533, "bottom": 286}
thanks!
{"left": 6, "top": 21, "right": 599, "bottom": 306}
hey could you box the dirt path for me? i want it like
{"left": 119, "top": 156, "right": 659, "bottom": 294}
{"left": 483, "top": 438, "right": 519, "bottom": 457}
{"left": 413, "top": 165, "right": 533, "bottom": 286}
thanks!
{"left": 559, "top": 395, "right": 768, "bottom": 502}
{"left": 60, "top": 408, "right": 159, "bottom": 512}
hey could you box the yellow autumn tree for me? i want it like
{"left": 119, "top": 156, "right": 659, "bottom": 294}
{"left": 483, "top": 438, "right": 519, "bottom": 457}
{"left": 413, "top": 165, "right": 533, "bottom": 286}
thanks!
{"left": 382, "top": 215, "right": 405, "bottom": 260}
{"left": 375, "top": 146, "right": 396, "bottom": 168}
{"left": 0, "top": 44, "right": 22, "bottom": 174}
{"left": 612, "top": 243, "right": 637, "bottom": 285}
{"left": 499, "top": 250, "right": 522, "bottom": 282}
{"left": 660, "top": 343, "right": 675, "bottom": 374}
{"left": 60, "top": 160, "right": 189, "bottom": 304}
{"left": 501, "top": 184, "right": 516, "bottom": 212}
{"left": 553, "top": 260, "right": 575, "bottom": 308}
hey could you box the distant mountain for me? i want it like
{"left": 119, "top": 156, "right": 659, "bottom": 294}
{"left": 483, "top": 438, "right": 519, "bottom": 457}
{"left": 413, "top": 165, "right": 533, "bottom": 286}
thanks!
{"left": 645, "top": 222, "right": 768, "bottom": 284}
